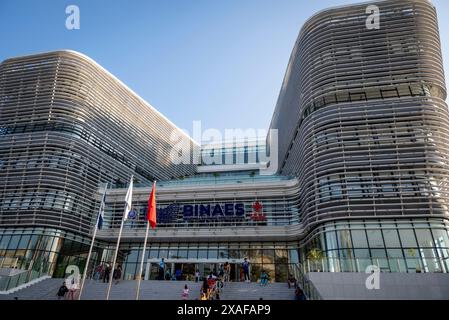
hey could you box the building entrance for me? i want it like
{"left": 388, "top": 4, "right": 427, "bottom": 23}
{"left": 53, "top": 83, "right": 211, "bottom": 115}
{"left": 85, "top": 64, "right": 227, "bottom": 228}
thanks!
{"left": 145, "top": 258, "right": 245, "bottom": 281}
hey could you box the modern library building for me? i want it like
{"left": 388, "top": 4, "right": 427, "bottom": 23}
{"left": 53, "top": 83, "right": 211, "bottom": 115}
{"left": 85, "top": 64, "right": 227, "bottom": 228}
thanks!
{"left": 0, "top": 0, "right": 448, "bottom": 285}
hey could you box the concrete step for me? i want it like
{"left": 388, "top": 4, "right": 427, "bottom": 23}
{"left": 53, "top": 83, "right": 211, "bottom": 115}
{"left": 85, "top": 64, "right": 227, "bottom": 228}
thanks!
{"left": 0, "top": 279, "right": 296, "bottom": 300}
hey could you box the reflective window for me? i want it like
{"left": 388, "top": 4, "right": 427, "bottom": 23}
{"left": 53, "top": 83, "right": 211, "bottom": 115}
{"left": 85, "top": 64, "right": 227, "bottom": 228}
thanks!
{"left": 398, "top": 229, "right": 418, "bottom": 247}
{"left": 7, "top": 235, "right": 21, "bottom": 250}
{"left": 125, "top": 250, "right": 139, "bottom": 263}
{"left": 351, "top": 230, "right": 368, "bottom": 248}
{"left": 382, "top": 228, "right": 401, "bottom": 247}
{"left": 208, "top": 248, "right": 218, "bottom": 259}
{"left": 336, "top": 229, "right": 352, "bottom": 249}
{"left": 325, "top": 231, "right": 338, "bottom": 250}
{"left": 187, "top": 249, "right": 198, "bottom": 259}
{"left": 432, "top": 229, "right": 449, "bottom": 248}
{"left": 177, "top": 248, "right": 188, "bottom": 259}
{"left": 288, "top": 249, "right": 299, "bottom": 264}
{"left": 415, "top": 229, "right": 434, "bottom": 247}
{"left": 0, "top": 236, "right": 11, "bottom": 249}
{"left": 198, "top": 249, "right": 207, "bottom": 259}
{"left": 218, "top": 248, "right": 228, "bottom": 259}
{"left": 275, "top": 250, "right": 288, "bottom": 264}
{"left": 158, "top": 248, "right": 168, "bottom": 259}
{"left": 262, "top": 250, "right": 275, "bottom": 264}
{"left": 367, "top": 229, "right": 384, "bottom": 248}
{"left": 168, "top": 248, "right": 178, "bottom": 259}
{"left": 148, "top": 249, "right": 158, "bottom": 259}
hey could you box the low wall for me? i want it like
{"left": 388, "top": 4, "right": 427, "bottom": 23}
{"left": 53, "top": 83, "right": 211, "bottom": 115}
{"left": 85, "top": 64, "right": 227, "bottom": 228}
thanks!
{"left": 307, "top": 272, "right": 449, "bottom": 300}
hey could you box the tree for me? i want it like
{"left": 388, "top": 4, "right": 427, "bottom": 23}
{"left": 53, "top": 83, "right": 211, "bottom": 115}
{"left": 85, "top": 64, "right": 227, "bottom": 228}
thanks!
{"left": 307, "top": 248, "right": 324, "bottom": 272}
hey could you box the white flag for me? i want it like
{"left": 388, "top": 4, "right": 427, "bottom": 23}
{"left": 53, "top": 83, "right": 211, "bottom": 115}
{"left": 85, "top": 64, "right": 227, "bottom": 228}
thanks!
{"left": 123, "top": 176, "right": 133, "bottom": 221}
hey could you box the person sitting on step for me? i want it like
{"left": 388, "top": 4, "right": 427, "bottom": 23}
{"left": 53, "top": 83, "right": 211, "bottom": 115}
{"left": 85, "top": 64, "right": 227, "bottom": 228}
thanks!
{"left": 259, "top": 270, "right": 269, "bottom": 286}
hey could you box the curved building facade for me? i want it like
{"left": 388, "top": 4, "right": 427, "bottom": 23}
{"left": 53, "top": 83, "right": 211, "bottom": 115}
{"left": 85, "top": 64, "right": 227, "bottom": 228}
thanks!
{"left": 269, "top": 0, "right": 449, "bottom": 269}
{"left": 0, "top": 51, "right": 198, "bottom": 276}
{"left": 1, "top": 0, "right": 449, "bottom": 285}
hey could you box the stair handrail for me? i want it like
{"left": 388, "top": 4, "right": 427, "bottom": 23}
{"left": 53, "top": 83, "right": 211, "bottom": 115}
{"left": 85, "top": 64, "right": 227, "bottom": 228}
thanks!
{"left": 0, "top": 256, "right": 51, "bottom": 293}
{"left": 293, "top": 263, "right": 322, "bottom": 300}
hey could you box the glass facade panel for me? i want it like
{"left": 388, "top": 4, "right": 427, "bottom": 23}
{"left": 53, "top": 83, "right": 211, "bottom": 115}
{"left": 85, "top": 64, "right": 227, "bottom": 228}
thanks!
{"left": 218, "top": 248, "right": 228, "bottom": 259}
{"left": 275, "top": 249, "right": 288, "bottom": 264}
{"left": 415, "top": 229, "right": 434, "bottom": 247}
{"left": 177, "top": 248, "right": 188, "bottom": 259}
{"left": 187, "top": 249, "right": 198, "bottom": 259}
{"left": 351, "top": 230, "right": 368, "bottom": 248}
{"left": 275, "top": 264, "right": 288, "bottom": 282}
{"left": 262, "top": 250, "right": 275, "bottom": 264}
{"left": 288, "top": 249, "right": 299, "bottom": 264}
{"left": 125, "top": 250, "right": 139, "bottom": 263}
{"left": 399, "top": 229, "right": 418, "bottom": 247}
{"left": 17, "top": 235, "right": 31, "bottom": 249}
{"left": 0, "top": 235, "right": 11, "bottom": 249}
{"left": 149, "top": 249, "right": 159, "bottom": 259}
{"left": 7, "top": 235, "right": 21, "bottom": 250}
{"left": 337, "top": 229, "right": 352, "bottom": 249}
{"left": 198, "top": 249, "right": 207, "bottom": 259}
{"left": 432, "top": 229, "right": 449, "bottom": 248}
{"left": 382, "top": 228, "right": 401, "bottom": 247}
{"left": 367, "top": 229, "right": 384, "bottom": 248}
{"left": 208, "top": 248, "right": 218, "bottom": 259}
{"left": 325, "top": 231, "right": 338, "bottom": 250}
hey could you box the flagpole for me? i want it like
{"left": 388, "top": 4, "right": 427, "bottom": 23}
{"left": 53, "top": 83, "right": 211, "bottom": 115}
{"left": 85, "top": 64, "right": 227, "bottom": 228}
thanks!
{"left": 78, "top": 182, "right": 108, "bottom": 300}
{"left": 106, "top": 213, "right": 125, "bottom": 300}
{"left": 106, "top": 175, "right": 133, "bottom": 300}
{"left": 135, "top": 220, "right": 150, "bottom": 300}
{"left": 135, "top": 181, "right": 155, "bottom": 300}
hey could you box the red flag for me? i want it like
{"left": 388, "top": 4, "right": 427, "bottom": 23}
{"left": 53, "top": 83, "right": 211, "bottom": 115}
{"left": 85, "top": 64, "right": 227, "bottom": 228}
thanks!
{"left": 146, "top": 181, "right": 157, "bottom": 229}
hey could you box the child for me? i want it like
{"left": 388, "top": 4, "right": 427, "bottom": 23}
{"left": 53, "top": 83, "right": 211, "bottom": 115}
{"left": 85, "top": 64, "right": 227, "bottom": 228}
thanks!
{"left": 182, "top": 284, "right": 189, "bottom": 300}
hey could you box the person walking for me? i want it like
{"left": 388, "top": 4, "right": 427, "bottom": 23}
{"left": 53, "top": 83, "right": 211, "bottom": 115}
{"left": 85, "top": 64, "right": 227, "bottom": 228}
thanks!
{"left": 207, "top": 272, "right": 217, "bottom": 298}
{"left": 103, "top": 263, "right": 110, "bottom": 283}
{"left": 66, "top": 275, "right": 79, "bottom": 300}
{"left": 158, "top": 258, "right": 165, "bottom": 280}
{"left": 295, "top": 287, "right": 307, "bottom": 300}
{"left": 242, "top": 258, "right": 251, "bottom": 282}
{"left": 224, "top": 262, "right": 231, "bottom": 282}
{"left": 93, "top": 264, "right": 102, "bottom": 281}
{"left": 175, "top": 268, "right": 182, "bottom": 281}
{"left": 201, "top": 278, "right": 209, "bottom": 300}
{"left": 181, "top": 284, "right": 189, "bottom": 300}
{"left": 195, "top": 269, "right": 200, "bottom": 282}
{"left": 57, "top": 281, "right": 68, "bottom": 300}
{"left": 287, "top": 274, "right": 297, "bottom": 289}
{"left": 113, "top": 264, "right": 122, "bottom": 284}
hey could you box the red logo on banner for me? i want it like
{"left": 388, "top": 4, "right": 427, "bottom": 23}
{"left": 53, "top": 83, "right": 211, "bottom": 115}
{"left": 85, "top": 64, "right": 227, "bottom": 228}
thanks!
{"left": 250, "top": 201, "right": 266, "bottom": 221}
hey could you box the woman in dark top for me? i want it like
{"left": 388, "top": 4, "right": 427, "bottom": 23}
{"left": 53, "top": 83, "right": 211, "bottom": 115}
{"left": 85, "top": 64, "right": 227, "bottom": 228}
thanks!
{"left": 201, "top": 279, "right": 209, "bottom": 299}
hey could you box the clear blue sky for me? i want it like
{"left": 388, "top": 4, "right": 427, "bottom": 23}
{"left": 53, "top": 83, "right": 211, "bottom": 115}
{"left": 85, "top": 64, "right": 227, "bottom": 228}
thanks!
{"left": 1, "top": 0, "right": 448, "bottom": 134}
